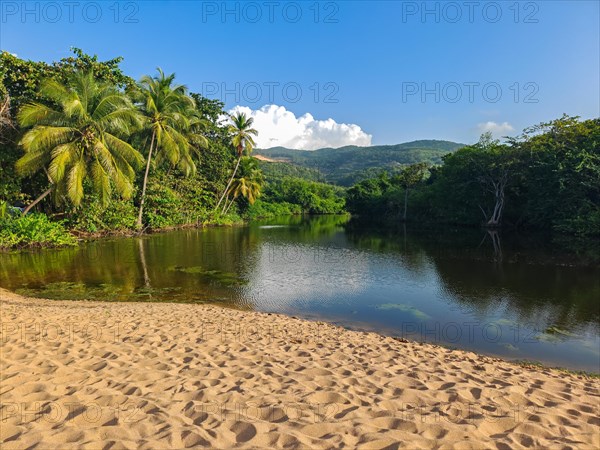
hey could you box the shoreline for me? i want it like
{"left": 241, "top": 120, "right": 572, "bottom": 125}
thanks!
{"left": 0, "top": 213, "right": 320, "bottom": 253}
{"left": 2, "top": 288, "right": 599, "bottom": 449}
{"left": 4, "top": 286, "right": 599, "bottom": 376}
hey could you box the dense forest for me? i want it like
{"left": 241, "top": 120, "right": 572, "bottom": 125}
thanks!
{"left": 1, "top": 50, "right": 598, "bottom": 250}
{"left": 347, "top": 119, "right": 600, "bottom": 236}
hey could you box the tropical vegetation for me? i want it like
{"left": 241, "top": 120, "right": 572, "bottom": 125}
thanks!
{"left": 347, "top": 117, "right": 600, "bottom": 236}
{"left": 0, "top": 49, "right": 598, "bottom": 251}
{"left": 0, "top": 50, "right": 347, "bottom": 249}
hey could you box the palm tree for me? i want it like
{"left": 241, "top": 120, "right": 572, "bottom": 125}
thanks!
{"left": 16, "top": 71, "right": 143, "bottom": 214}
{"left": 134, "top": 68, "right": 202, "bottom": 229}
{"left": 215, "top": 112, "right": 258, "bottom": 212}
{"left": 222, "top": 158, "right": 264, "bottom": 214}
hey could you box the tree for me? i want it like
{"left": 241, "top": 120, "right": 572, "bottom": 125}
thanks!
{"left": 471, "top": 133, "right": 513, "bottom": 227}
{"left": 215, "top": 112, "right": 258, "bottom": 212}
{"left": 507, "top": 115, "right": 600, "bottom": 235}
{"left": 396, "top": 162, "right": 428, "bottom": 221}
{"left": 222, "top": 158, "right": 264, "bottom": 214}
{"left": 189, "top": 92, "right": 229, "bottom": 142}
{"left": 16, "top": 71, "right": 143, "bottom": 214}
{"left": 134, "top": 68, "right": 199, "bottom": 228}
{"left": 0, "top": 49, "right": 134, "bottom": 110}
{"left": 434, "top": 133, "right": 513, "bottom": 227}
{"left": 345, "top": 172, "right": 391, "bottom": 217}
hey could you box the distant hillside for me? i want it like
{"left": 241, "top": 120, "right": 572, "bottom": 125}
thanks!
{"left": 255, "top": 140, "right": 465, "bottom": 186}
{"left": 256, "top": 161, "right": 323, "bottom": 182}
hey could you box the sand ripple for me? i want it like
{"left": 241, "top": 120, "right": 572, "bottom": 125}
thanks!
{"left": 1, "top": 289, "right": 598, "bottom": 449}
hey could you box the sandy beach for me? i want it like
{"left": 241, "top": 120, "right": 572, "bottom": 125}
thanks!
{"left": 1, "top": 288, "right": 598, "bottom": 449}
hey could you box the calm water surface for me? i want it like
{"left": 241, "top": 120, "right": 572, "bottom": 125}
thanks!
{"left": 1, "top": 215, "right": 599, "bottom": 372}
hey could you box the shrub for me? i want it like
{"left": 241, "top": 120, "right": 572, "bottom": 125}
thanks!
{"left": 246, "top": 199, "right": 302, "bottom": 219}
{"left": 68, "top": 196, "right": 137, "bottom": 232}
{"left": 0, "top": 213, "right": 76, "bottom": 250}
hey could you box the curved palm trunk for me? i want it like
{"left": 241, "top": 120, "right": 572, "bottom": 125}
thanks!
{"left": 137, "top": 130, "right": 157, "bottom": 229}
{"left": 215, "top": 155, "right": 241, "bottom": 212}
{"left": 22, "top": 187, "right": 53, "bottom": 215}
{"left": 223, "top": 195, "right": 237, "bottom": 215}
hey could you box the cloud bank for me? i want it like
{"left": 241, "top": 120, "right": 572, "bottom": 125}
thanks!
{"left": 227, "top": 105, "right": 372, "bottom": 150}
{"left": 477, "top": 121, "right": 514, "bottom": 137}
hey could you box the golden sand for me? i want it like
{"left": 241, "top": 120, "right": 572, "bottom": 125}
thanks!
{"left": 1, "top": 288, "right": 598, "bottom": 449}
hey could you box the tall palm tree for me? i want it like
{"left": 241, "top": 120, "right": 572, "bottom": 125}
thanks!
{"left": 215, "top": 112, "right": 258, "bottom": 212}
{"left": 134, "top": 68, "right": 202, "bottom": 229}
{"left": 16, "top": 71, "right": 143, "bottom": 214}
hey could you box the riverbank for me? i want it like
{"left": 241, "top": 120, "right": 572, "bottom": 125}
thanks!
{"left": 1, "top": 288, "right": 598, "bottom": 449}
{"left": 0, "top": 212, "right": 246, "bottom": 252}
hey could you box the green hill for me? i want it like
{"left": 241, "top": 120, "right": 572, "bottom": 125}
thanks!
{"left": 255, "top": 140, "right": 465, "bottom": 186}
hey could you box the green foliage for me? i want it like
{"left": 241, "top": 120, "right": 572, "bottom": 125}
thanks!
{"left": 1, "top": 49, "right": 139, "bottom": 211}
{"left": 0, "top": 142, "right": 25, "bottom": 203}
{"left": 139, "top": 169, "right": 218, "bottom": 228}
{"left": 257, "top": 160, "right": 323, "bottom": 182}
{"left": 0, "top": 213, "right": 76, "bottom": 250}
{"left": 54, "top": 48, "right": 135, "bottom": 89}
{"left": 216, "top": 112, "right": 259, "bottom": 212}
{"left": 228, "top": 112, "right": 258, "bottom": 157}
{"left": 509, "top": 115, "right": 600, "bottom": 235}
{"left": 222, "top": 157, "right": 265, "bottom": 215}
{"left": 189, "top": 93, "right": 229, "bottom": 143}
{"left": 134, "top": 68, "right": 205, "bottom": 228}
{"left": 17, "top": 71, "right": 144, "bottom": 208}
{"left": 2, "top": 50, "right": 597, "bottom": 249}
{"left": 257, "top": 177, "right": 346, "bottom": 215}
{"left": 143, "top": 178, "right": 184, "bottom": 228}
{"left": 67, "top": 195, "right": 137, "bottom": 232}
{"left": 246, "top": 199, "right": 302, "bottom": 219}
{"left": 346, "top": 173, "right": 393, "bottom": 218}
{"left": 347, "top": 116, "right": 600, "bottom": 237}
{"left": 0, "top": 49, "right": 133, "bottom": 110}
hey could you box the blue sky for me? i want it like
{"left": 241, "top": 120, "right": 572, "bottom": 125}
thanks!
{"left": 1, "top": 0, "right": 599, "bottom": 148}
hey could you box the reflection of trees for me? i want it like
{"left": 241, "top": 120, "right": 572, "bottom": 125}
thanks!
{"left": 0, "top": 239, "right": 145, "bottom": 297}
{"left": 344, "top": 219, "right": 600, "bottom": 332}
{"left": 479, "top": 230, "right": 502, "bottom": 263}
{"left": 431, "top": 257, "right": 600, "bottom": 333}
{"left": 0, "top": 247, "right": 79, "bottom": 289}
{"left": 343, "top": 221, "right": 432, "bottom": 275}
{"left": 252, "top": 214, "right": 349, "bottom": 249}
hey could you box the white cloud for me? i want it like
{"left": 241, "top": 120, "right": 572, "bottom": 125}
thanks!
{"left": 477, "top": 121, "right": 514, "bottom": 137}
{"left": 227, "top": 104, "right": 372, "bottom": 150}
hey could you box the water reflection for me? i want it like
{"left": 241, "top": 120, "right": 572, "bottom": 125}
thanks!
{"left": 1, "top": 215, "right": 598, "bottom": 371}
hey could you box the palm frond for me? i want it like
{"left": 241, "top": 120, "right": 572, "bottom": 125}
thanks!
{"left": 19, "top": 126, "right": 77, "bottom": 154}
{"left": 48, "top": 142, "right": 79, "bottom": 183}
{"left": 90, "top": 158, "right": 111, "bottom": 206}
{"left": 67, "top": 158, "right": 86, "bottom": 206}
{"left": 103, "top": 133, "right": 144, "bottom": 169}
{"left": 17, "top": 103, "right": 66, "bottom": 128}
